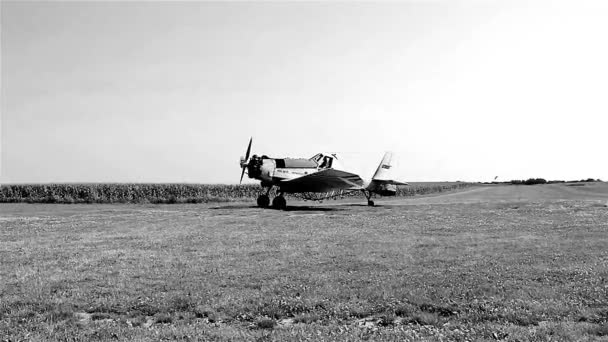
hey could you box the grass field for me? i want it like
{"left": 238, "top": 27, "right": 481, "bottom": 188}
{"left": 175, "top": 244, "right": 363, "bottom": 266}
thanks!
{"left": 1, "top": 183, "right": 607, "bottom": 341}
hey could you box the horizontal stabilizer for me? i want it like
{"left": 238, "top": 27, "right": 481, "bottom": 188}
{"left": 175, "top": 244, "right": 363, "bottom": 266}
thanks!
{"left": 371, "top": 179, "right": 408, "bottom": 186}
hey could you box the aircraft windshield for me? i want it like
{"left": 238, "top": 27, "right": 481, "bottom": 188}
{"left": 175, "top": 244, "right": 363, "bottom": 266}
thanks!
{"left": 310, "top": 153, "right": 324, "bottom": 164}
{"left": 310, "top": 153, "right": 338, "bottom": 168}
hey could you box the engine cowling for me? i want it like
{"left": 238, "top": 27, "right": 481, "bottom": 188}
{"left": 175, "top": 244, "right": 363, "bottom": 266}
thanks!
{"left": 247, "top": 155, "right": 263, "bottom": 179}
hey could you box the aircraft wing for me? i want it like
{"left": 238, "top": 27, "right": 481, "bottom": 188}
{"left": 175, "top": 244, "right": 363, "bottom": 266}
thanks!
{"left": 279, "top": 169, "right": 365, "bottom": 193}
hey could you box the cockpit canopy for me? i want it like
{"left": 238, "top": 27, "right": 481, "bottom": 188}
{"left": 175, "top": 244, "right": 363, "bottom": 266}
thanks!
{"left": 310, "top": 153, "right": 339, "bottom": 169}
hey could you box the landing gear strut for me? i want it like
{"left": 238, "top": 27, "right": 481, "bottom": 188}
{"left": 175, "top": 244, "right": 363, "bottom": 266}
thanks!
{"left": 363, "top": 190, "right": 375, "bottom": 206}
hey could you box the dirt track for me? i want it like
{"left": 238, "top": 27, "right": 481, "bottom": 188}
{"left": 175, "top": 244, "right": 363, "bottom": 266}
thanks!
{"left": 377, "top": 183, "right": 608, "bottom": 206}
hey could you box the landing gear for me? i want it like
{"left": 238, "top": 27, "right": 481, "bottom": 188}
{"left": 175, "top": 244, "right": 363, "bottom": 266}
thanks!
{"left": 362, "top": 190, "right": 375, "bottom": 206}
{"left": 272, "top": 194, "right": 287, "bottom": 210}
{"left": 257, "top": 194, "right": 270, "bottom": 208}
{"left": 257, "top": 186, "right": 287, "bottom": 210}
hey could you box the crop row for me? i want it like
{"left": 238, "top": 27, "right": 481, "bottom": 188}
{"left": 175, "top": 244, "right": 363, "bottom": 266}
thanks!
{"left": 0, "top": 183, "right": 472, "bottom": 204}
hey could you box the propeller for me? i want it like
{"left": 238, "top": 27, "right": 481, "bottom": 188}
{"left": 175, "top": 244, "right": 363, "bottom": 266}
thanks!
{"left": 240, "top": 137, "right": 252, "bottom": 184}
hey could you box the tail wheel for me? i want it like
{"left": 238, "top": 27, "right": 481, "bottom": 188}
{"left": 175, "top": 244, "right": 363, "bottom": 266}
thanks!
{"left": 272, "top": 196, "right": 287, "bottom": 210}
{"left": 257, "top": 194, "right": 270, "bottom": 208}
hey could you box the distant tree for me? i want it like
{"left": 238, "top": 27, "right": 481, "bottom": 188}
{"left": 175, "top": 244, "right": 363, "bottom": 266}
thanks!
{"left": 524, "top": 178, "right": 547, "bottom": 185}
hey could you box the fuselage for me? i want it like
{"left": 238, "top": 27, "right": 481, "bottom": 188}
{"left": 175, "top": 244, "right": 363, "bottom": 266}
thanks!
{"left": 245, "top": 153, "right": 397, "bottom": 196}
{"left": 247, "top": 155, "right": 321, "bottom": 185}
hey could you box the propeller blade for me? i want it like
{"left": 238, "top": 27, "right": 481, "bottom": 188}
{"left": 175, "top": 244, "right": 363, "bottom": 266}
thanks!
{"left": 240, "top": 166, "right": 246, "bottom": 184}
{"left": 245, "top": 137, "right": 252, "bottom": 161}
{"left": 240, "top": 137, "right": 252, "bottom": 184}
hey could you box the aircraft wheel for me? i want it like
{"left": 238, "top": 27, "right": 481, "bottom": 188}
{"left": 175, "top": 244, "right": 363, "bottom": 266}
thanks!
{"left": 257, "top": 194, "right": 270, "bottom": 208}
{"left": 272, "top": 196, "right": 287, "bottom": 210}
{"left": 367, "top": 200, "right": 375, "bottom": 207}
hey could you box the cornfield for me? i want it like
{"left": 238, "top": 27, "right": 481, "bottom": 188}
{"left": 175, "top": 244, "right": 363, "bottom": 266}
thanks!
{"left": 0, "top": 182, "right": 472, "bottom": 204}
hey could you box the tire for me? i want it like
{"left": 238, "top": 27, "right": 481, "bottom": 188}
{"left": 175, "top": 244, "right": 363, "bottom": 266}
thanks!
{"left": 257, "top": 194, "right": 270, "bottom": 208}
{"left": 367, "top": 200, "right": 375, "bottom": 206}
{"left": 272, "top": 196, "right": 287, "bottom": 210}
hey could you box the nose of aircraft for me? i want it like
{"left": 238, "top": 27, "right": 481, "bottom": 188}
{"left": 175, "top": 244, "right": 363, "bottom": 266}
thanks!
{"left": 259, "top": 159, "right": 275, "bottom": 181}
{"left": 245, "top": 156, "right": 275, "bottom": 181}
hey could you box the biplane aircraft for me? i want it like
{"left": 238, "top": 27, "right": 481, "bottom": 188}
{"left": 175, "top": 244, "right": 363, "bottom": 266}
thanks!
{"left": 239, "top": 138, "right": 408, "bottom": 209}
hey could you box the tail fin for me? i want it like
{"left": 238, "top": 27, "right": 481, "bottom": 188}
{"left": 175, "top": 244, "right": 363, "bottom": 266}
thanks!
{"left": 367, "top": 152, "right": 408, "bottom": 196}
{"left": 372, "top": 152, "right": 393, "bottom": 180}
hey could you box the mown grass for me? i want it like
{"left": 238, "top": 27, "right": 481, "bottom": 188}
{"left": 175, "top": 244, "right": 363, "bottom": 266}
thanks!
{"left": 1, "top": 190, "right": 607, "bottom": 341}
{"left": 0, "top": 182, "right": 472, "bottom": 204}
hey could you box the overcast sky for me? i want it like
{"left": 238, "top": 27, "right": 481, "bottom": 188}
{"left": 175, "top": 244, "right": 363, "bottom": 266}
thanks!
{"left": 1, "top": 1, "right": 607, "bottom": 184}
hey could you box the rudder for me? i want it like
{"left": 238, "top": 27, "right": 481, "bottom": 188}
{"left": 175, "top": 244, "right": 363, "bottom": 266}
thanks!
{"left": 372, "top": 152, "right": 393, "bottom": 180}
